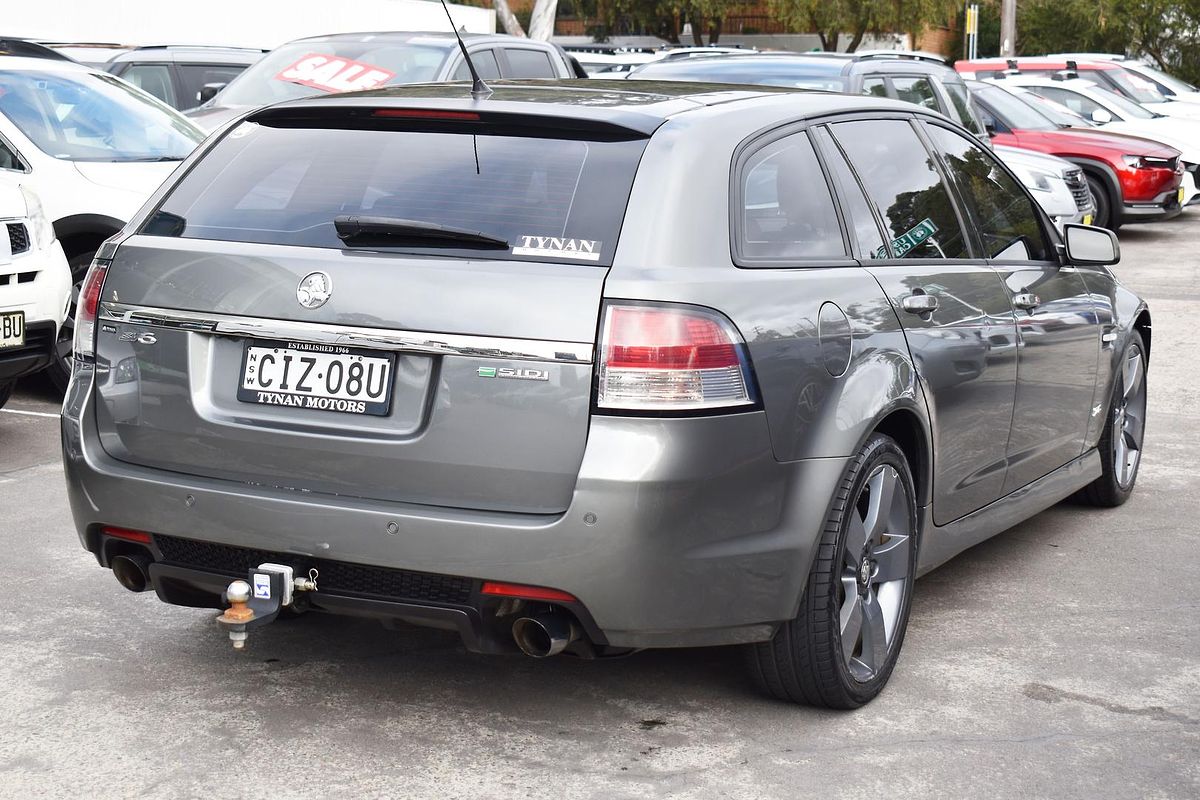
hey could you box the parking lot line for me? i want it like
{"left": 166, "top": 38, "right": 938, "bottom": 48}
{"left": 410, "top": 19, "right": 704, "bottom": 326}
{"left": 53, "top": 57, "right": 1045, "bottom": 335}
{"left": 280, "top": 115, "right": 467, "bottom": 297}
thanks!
{"left": 1, "top": 408, "right": 59, "bottom": 419}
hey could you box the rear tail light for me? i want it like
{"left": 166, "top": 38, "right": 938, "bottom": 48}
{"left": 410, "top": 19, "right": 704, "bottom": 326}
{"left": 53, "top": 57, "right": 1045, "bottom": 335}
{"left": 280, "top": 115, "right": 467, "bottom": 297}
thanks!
{"left": 72, "top": 261, "right": 109, "bottom": 361}
{"left": 101, "top": 526, "right": 152, "bottom": 544}
{"left": 596, "top": 303, "right": 757, "bottom": 412}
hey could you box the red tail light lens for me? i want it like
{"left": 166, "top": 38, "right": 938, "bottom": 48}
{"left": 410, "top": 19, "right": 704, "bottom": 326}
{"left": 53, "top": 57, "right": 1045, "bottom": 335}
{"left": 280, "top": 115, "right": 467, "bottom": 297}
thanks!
{"left": 372, "top": 109, "right": 481, "bottom": 121}
{"left": 72, "top": 262, "right": 108, "bottom": 361}
{"left": 597, "top": 303, "right": 755, "bottom": 412}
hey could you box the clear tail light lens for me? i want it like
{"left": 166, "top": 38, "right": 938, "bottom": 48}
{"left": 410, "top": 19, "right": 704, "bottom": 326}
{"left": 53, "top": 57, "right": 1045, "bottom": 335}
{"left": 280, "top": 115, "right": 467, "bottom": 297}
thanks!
{"left": 596, "top": 303, "right": 757, "bottom": 412}
{"left": 73, "top": 262, "right": 109, "bottom": 361}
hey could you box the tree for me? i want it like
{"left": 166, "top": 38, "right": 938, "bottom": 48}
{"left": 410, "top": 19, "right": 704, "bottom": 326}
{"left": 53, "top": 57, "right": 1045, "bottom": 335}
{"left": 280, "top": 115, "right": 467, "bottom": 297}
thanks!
{"left": 493, "top": 0, "right": 527, "bottom": 36}
{"left": 767, "top": 0, "right": 959, "bottom": 52}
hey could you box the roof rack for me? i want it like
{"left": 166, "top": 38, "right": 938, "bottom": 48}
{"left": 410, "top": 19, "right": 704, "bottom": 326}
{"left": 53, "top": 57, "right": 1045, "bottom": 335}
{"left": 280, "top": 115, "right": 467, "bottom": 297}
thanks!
{"left": 854, "top": 50, "right": 947, "bottom": 64}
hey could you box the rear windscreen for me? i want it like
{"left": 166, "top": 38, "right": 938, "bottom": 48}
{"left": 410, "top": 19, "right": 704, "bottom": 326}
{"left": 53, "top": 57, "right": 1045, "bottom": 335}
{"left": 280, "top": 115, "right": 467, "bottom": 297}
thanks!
{"left": 142, "top": 121, "right": 647, "bottom": 266}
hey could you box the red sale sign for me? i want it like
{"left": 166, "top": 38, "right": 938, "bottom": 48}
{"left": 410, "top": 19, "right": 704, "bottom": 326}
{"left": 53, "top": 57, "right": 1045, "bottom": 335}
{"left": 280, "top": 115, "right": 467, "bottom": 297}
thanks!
{"left": 275, "top": 53, "right": 396, "bottom": 93}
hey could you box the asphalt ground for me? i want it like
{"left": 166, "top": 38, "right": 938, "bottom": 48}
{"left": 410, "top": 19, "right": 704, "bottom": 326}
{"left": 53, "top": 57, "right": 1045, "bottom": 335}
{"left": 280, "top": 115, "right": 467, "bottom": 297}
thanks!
{"left": 1, "top": 217, "right": 1197, "bottom": 799}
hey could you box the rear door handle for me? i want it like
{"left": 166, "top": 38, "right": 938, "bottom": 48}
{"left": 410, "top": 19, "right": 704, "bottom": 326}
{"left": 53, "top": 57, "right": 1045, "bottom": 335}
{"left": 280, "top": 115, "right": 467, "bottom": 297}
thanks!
{"left": 900, "top": 292, "right": 939, "bottom": 316}
{"left": 1013, "top": 292, "right": 1040, "bottom": 310}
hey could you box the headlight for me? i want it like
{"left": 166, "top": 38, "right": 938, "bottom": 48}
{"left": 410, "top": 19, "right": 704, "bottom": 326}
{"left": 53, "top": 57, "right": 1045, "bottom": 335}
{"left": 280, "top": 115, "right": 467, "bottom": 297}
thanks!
{"left": 1123, "top": 154, "right": 1174, "bottom": 169}
{"left": 1017, "top": 167, "right": 1058, "bottom": 193}
{"left": 19, "top": 185, "right": 55, "bottom": 250}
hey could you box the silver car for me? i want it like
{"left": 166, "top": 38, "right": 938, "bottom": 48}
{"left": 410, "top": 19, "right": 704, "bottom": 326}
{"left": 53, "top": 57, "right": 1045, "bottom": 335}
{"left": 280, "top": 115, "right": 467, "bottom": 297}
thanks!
{"left": 62, "top": 81, "right": 1150, "bottom": 708}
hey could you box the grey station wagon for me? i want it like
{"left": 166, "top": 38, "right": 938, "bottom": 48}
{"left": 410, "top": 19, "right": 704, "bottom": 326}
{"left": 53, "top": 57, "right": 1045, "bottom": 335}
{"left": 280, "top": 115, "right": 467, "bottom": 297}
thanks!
{"left": 61, "top": 81, "right": 1150, "bottom": 708}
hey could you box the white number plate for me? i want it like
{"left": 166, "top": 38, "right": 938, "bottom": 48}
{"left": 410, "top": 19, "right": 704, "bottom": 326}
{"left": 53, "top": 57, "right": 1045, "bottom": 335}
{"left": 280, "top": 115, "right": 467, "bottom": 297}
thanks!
{"left": 237, "top": 340, "right": 394, "bottom": 416}
{"left": 0, "top": 311, "right": 24, "bottom": 350}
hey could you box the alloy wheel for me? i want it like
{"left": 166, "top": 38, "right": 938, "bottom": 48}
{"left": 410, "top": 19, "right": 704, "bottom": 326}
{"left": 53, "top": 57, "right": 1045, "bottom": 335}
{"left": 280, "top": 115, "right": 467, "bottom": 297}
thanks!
{"left": 1113, "top": 345, "right": 1147, "bottom": 489}
{"left": 838, "top": 464, "right": 913, "bottom": 683}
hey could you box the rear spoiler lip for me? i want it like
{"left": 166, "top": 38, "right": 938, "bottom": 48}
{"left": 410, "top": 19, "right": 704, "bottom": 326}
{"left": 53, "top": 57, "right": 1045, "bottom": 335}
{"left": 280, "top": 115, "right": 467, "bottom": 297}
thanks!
{"left": 247, "top": 98, "right": 665, "bottom": 138}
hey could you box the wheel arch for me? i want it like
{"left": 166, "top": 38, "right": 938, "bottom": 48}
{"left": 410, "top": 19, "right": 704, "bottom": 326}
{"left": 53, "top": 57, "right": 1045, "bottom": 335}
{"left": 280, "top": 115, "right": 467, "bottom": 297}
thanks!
{"left": 1134, "top": 306, "right": 1151, "bottom": 363}
{"left": 53, "top": 214, "right": 126, "bottom": 263}
{"left": 871, "top": 406, "right": 932, "bottom": 509}
{"left": 1070, "top": 157, "right": 1122, "bottom": 208}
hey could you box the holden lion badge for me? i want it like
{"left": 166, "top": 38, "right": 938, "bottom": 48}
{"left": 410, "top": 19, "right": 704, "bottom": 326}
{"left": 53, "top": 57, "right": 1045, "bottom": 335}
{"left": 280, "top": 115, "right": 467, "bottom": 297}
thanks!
{"left": 297, "top": 271, "right": 333, "bottom": 309}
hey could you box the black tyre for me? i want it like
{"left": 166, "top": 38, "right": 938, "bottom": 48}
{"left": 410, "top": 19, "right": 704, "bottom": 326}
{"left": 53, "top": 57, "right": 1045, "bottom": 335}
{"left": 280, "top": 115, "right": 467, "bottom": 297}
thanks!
{"left": 1078, "top": 331, "right": 1147, "bottom": 507}
{"left": 0, "top": 380, "right": 13, "bottom": 411}
{"left": 747, "top": 433, "right": 919, "bottom": 708}
{"left": 1086, "top": 174, "right": 1119, "bottom": 231}
{"left": 45, "top": 250, "right": 96, "bottom": 392}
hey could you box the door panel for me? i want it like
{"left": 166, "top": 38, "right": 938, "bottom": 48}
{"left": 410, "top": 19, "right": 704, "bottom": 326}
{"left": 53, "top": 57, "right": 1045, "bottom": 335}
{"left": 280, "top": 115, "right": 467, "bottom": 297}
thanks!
{"left": 828, "top": 118, "right": 1018, "bottom": 523}
{"left": 870, "top": 266, "right": 1019, "bottom": 522}
{"left": 996, "top": 265, "right": 1100, "bottom": 491}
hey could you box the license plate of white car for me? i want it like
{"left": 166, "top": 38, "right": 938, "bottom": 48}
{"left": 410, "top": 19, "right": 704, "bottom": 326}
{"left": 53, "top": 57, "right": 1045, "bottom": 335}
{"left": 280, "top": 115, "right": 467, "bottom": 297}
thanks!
{"left": 0, "top": 311, "right": 24, "bottom": 350}
{"left": 237, "top": 340, "right": 394, "bottom": 416}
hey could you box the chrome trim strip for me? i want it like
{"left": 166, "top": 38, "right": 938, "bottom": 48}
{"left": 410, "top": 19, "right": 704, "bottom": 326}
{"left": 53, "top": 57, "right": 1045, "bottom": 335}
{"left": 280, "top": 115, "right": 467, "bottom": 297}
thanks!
{"left": 100, "top": 302, "right": 595, "bottom": 364}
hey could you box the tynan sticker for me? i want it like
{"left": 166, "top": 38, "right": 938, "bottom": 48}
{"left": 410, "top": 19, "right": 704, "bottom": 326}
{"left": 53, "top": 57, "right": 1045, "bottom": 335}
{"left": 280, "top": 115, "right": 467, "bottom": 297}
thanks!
{"left": 275, "top": 54, "right": 396, "bottom": 94}
{"left": 512, "top": 236, "right": 602, "bottom": 262}
{"left": 252, "top": 573, "right": 272, "bottom": 600}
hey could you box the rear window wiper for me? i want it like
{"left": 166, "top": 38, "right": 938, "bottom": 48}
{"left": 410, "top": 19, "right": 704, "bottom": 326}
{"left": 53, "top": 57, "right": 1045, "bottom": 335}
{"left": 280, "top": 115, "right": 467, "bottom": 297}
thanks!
{"left": 334, "top": 215, "right": 509, "bottom": 250}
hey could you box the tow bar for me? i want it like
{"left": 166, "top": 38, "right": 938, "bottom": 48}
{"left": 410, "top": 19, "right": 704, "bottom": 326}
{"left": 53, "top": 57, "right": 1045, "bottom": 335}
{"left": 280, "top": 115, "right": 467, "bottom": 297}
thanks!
{"left": 216, "top": 563, "right": 319, "bottom": 649}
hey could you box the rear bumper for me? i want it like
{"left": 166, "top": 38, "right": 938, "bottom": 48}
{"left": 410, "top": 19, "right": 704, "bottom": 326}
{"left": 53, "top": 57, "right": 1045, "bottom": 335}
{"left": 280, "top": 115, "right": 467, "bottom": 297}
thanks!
{"left": 62, "top": 365, "right": 848, "bottom": 649}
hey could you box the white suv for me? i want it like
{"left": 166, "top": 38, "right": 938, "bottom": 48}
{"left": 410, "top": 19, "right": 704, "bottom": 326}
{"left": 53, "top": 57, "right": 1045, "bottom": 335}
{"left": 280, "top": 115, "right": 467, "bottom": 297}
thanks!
{"left": 0, "top": 43, "right": 204, "bottom": 388}
{"left": 0, "top": 177, "right": 70, "bottom": 409}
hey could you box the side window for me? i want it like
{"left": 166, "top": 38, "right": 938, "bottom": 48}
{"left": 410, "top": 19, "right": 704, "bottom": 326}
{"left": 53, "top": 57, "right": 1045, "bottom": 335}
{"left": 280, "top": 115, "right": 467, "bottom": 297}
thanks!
{"left": 925, "top": 124, "right": 1054, "bottom": 261}
{"left": 862, "top": 76, "right": 889, "bottom": 97}
{"left": 943, "top": 81, "right": 985, "bottom": 135}
{"left": 811, "top": 126, "right": 887, "bottom": 258}
{"left": 892, "top": 76, "right": 940, "bottom": 110}
{"left": 452, "top": 50, "right": 501, "bottom": 81}
{"left": 737, "top": 131, "right": 845, "bottom": 261}
{"left": 1035, "top": 86, "right": 1113, "bottom": 120}
{"left": 0, "top": 136, "right": 25, "bottom": 171}
{"left": 831, "top": 119, "right": 970, "bottom": 260}
{"left": 504, "top": 48, "right": 557, "bottom": 79}
{"left": 178, "top": 64, "right": 248, "bottom": 108}
{"left": 118, "top": 64, "right": 177, "bottom": 107}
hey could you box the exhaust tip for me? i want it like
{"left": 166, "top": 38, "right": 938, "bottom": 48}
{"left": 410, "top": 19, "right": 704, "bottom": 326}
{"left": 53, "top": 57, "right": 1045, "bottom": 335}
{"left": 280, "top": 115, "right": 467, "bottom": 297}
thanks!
{"left": 112, "top": 553, "right": 152, "bottom": 593}
{"left": 512, "top": 613, "right": 578, "bottom": 658}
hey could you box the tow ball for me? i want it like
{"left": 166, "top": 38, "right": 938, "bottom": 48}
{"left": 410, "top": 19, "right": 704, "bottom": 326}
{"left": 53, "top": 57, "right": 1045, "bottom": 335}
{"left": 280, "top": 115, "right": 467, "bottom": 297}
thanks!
{"left": 216, "top": 563, "right": 319, "bottom": 649}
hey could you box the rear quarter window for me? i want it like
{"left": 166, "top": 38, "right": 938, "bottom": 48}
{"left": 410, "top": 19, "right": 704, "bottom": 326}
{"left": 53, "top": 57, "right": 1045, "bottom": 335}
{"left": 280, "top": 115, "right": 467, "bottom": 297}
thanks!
{"left": 504, "top": 49, "right": 558, "bottom": 78}
{"left": 141, "top": 120, "right": 646, "bottom": 267}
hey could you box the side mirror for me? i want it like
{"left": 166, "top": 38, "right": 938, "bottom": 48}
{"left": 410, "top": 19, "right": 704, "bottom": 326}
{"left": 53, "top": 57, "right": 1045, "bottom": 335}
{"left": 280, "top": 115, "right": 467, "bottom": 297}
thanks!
{"left": 1063, "top": 223, "right": 1119, "bottom": 265}
{"left": 197, "top": 82, "right": 227, "bottom": 105}
{"left": 1090, "top": 108, "right": 1113, "bottom": 124}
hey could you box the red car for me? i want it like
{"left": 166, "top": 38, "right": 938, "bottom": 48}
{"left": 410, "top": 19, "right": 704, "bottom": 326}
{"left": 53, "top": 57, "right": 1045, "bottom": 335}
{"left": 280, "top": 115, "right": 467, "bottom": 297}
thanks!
{"left": 956, "top": 57, "right": 1168, "bottom": 107}
{"left": 967, "top": 80, "right": 1183, "bottom": 228}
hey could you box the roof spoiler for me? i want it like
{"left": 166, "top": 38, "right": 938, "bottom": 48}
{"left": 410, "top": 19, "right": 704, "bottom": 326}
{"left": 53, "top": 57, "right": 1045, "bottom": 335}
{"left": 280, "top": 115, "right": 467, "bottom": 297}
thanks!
{"left": 247, "top": 103, "right": 658, "bottom": 140}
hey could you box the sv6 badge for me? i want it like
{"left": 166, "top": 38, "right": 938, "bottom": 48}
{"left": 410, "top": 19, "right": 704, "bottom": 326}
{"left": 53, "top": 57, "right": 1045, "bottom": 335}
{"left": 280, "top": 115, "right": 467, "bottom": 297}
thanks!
{"left": 477, "top": 366, "right": 549, "bottom": 382}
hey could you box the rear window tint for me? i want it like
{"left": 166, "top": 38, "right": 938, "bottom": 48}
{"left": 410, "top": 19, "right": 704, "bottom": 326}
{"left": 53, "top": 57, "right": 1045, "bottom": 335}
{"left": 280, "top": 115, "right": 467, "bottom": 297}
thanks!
{"left": 142, "top": 121, "right": 646, "bottom": 266}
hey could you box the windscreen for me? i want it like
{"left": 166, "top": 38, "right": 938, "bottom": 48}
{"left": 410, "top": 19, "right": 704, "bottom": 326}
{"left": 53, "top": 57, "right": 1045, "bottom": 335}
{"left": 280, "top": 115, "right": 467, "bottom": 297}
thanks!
{"left": 1133, "top": 62, "right": 1198, "bottom": 95}
{"left": 1019, "top": 90, "right": 1092, "bottom": 127}
{"left": 1087, "top": 84, "right": 1157, "bottom": 119}
{"left": 214, "top": 40, "right": 453, "bottom": 107}
{"left": 142, "top": 121, "right": 646, "bottom": 266}
{"left": 971, "top": 83, "right": 1058, "bottom": 131}
{"left": 629, "top": 59, "right": 848, "bottom": 91}
{"left": 0, "top": 70, "right": 202, "bottom": 161}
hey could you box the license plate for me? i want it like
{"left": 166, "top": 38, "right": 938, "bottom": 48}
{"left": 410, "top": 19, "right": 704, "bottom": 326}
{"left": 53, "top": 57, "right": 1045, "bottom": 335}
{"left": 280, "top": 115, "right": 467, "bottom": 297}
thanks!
{"left": 1083, "top": 213, "right": 1094, "bottom": 226}
{"left": 237, "top": 340, "right": 394, "bottom": 416}
{"left": 0, "top": 311, "right": 24, "bottom": 350}
{"left": 1179, "top": 187, "right": 1187, "bottom": 205}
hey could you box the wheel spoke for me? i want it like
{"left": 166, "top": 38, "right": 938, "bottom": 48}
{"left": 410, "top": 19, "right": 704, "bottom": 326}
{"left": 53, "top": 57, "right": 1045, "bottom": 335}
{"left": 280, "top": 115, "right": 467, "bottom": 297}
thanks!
{"left": 844, "top": 508, "right": 868, "bottom": 564}
{"left": 859, "top": 594, "right": 887, "bottom": 675}
{"left": 871, "top": 534, "right": 910, "bottom": 583}
{"left": 863, "top": 467, "right": 897, "bottom": 540}
{"left": 839, "top": 593, "right": 863, "bottom": 665}
{"left": 1123, "top": 353, "right": 1142, "bottom": 400}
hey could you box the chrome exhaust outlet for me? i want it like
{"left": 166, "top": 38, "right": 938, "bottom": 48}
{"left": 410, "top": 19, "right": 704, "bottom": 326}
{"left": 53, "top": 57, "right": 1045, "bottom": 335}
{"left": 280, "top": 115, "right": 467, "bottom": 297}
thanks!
{"left": 112, "top": 553, "right": 153, "bottom": 593}
{"left": 512, "top": 613, "right": 580, "bottom": 658}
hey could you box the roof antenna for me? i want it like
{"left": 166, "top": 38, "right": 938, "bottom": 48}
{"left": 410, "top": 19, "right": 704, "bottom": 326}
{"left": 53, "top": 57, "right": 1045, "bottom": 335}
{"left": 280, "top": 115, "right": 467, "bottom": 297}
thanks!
{"left": 439, "top": 0, "right": 492, "bottom": 100}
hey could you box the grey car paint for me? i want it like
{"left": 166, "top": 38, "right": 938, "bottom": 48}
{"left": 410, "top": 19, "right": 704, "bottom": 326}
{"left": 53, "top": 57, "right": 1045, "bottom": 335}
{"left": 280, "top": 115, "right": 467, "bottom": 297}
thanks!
{"left": 62, "top": 82, "right": 1149, "bottom": 649}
